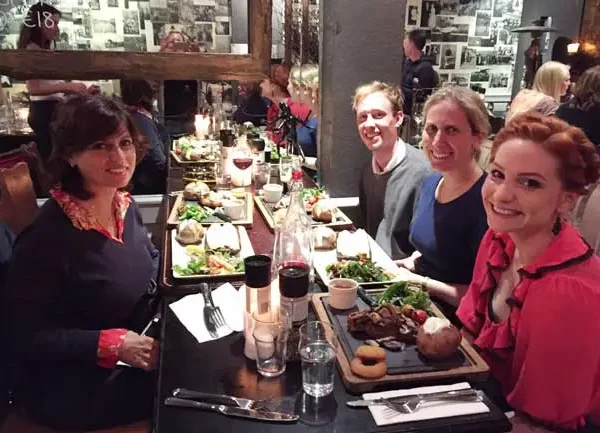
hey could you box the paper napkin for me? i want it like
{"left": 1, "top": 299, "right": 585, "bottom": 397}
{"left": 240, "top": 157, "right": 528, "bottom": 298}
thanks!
{"left": 363, "top": 382, "right": 490, "bottom": 426}
{"left": 169, "top": 283, "right": 244, "bottom": 343}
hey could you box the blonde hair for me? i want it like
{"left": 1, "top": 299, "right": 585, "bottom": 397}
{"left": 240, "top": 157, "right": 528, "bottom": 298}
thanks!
{"left": 423, "top": 86, "right": 491, "bottom": 137}
{"left": 352, "top": 81, "right": 404, "bottom": 113}
{"left": 533, "top": 61, "right": 570, "bottom": 102}
{"left": 290, "top": 64, "right": 303, "bottom": 88}
{"left": 506, "top": 89, "right": 558, "bottom": 121}
{"left": 301, "top": 64, "right": 319, "bottom": 87}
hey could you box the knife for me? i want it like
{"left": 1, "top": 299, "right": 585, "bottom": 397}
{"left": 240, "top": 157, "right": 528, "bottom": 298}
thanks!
{"left": 357, "top": 285, "right": 376, "bottom": 307}
{"left": 165, "top": 397, "right": 299, "bottom": 422}
{"left": 346, "top": 389, "right": 481, "bottom": 407}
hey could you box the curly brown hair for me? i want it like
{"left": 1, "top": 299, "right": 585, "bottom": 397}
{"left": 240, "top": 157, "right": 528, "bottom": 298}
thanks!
{"left": 48, "top": 94, "right": 148, "bottom": 200}
{"left": 492, "top": 112, "right": 600, "bottom": 194}
{"left": 570, "top": 65, "right": 600, "bottom": 111}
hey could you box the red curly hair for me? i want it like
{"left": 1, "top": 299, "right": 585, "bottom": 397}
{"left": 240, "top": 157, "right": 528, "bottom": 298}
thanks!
{"left": 492, "top": 113, "right": 600, "bottom": 195}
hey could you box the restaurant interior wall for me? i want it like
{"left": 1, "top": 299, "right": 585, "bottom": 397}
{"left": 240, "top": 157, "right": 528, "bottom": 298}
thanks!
{"left": 318, "top": 0, "right": 405, "bottom": 202}
{"left": 511, "top": 0, "right": 585, "bottom": 97}
{"left": 404, "top": 0, "right": 523, "bottom": 107}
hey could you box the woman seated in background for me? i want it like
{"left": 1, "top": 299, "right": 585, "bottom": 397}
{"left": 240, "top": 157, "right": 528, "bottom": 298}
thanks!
{"left": 261, "top": 64, "right": 315, "bottom": 156}
{"left": 288, "top": 64, "right": 319, "bottom": 159}
{"left": 232, "top": 81, "right": 268, "bottom": 127}
{"left": 556, "top": 65, "right": 600, "bottom": 151}
{"left": 397, "top": 87, "right": 489, "bottom": 322}
{"left": 19, "top": 2, "right": 97, "bottom": 161}
{"left": 507, "top": 61, "right": 570, "bottom": 121}
{"left": 0, "top": 94, "right": 160, "bottom": 430}
{"left": 120, "top": 79, "right": 168, "bottom": 195}
{"left": 458, "top": 113, "right": 600, "bottom": 430}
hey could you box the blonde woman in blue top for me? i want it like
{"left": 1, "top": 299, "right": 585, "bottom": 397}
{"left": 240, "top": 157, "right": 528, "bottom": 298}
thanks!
{"left": 397, "top": 87, "right": 490, "bottom": 320}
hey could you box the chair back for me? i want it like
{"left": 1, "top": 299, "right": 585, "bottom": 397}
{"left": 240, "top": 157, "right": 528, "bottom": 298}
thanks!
{"left": 0, "top": 142, "right": 47, "bottom": 195}
{"left": 0, "top": 162, "right": 38, "bottom": 234}
{"left": 572, "top": 182, "right": 600, "bottom": 254}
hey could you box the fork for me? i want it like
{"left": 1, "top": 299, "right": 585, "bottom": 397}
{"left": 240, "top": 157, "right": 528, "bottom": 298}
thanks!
{"left": 200, "top": 283, "right": 218, "bottom": 338}
{"left": 203, "top": 283, "right": 233, "bottom": 336}
{"left": 382, "top": 389, "right": 483, "bottom": 415}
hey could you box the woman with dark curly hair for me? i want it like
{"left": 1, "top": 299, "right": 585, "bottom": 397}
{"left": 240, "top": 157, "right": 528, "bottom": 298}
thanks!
{"left": 556, "top": 65, "right": 600, "bottom": 151}
{"left": 1, "top": 94, "right": 160, "bottom": 430}
{"left": 457, "top": 113, "right": 600, "bottom": 430}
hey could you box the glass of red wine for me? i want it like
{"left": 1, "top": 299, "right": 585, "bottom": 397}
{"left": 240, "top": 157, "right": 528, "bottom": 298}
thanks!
{"left": 232, "top": 147, "right": 253, "bottom": 171}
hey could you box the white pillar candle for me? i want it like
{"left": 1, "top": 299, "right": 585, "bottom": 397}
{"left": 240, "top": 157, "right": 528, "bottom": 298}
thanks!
{"left": 195, "top": 114, "right": 210, "bottom": 138}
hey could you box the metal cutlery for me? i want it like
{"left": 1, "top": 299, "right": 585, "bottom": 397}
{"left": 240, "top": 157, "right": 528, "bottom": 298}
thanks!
{"left": 172, "top": 388, "right": 267, "bottom": 410}
{"left": 347, "top": 388, "right": 483, "bottom": 412}
{"left": 204, "top": 282, "right": 233, "bottom": 336}
{"left": 164, "top": 397, "right": 299, "bottom": 423}
{"left": 200, "top": 283, "right": 218, "bottom": 338}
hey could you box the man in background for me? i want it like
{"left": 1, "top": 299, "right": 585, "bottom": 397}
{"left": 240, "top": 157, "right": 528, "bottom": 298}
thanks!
{"left": 355, "top": 81, "right": 430, "bottom": 259}
{"left": 402, "top": 29, "right": 437, "bottom": 115}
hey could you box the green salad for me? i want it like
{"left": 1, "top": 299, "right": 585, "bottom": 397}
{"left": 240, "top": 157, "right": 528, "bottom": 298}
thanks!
{"left": 326, "top": 259, "right": 393, "bottom": 283}
{"left": 177, "top": 203, "right": 214, "bottom": 222}
{"left": 376, "top": 281, "right": 431, "bottom": 311}
{"left": 174, "top": 251, "right": 244, "bottom": 276}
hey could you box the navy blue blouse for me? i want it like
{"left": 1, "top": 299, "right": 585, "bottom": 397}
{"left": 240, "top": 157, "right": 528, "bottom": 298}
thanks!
{"left": 410, "top": 171, "right": 488, "bottom": 285}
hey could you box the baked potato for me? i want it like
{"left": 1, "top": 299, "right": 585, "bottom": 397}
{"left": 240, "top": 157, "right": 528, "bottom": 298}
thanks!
{"left": 312, "top": 200, "right": 333, "bottom": 223}
{"left": 416, "top": 317, "right": 461, "bottom": 360}
{"left": 183, "top": 181, "right": 211, "bottom": 200}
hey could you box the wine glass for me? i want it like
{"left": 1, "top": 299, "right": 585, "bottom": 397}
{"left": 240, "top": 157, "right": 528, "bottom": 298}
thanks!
{"left": 253, "top": 162, "right": 271, "bottom": 194}
{"left": 232, "top": 147, "right": 253, "bottom": 172}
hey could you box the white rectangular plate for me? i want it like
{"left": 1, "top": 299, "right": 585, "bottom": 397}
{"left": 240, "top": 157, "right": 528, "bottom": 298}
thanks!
{"left": 313, "top": 232, "right": 404, "bottom": 287}
{"left": 171, "top": 226, "right": 254, "bottom": 279}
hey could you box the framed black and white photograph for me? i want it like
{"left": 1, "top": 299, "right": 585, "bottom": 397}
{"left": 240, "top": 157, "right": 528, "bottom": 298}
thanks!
{"left": 138, "top": 2, "right": 151, "bottom": 30}
{"left": 215, "top": 3, "right": 229, "bottom": 16}
{"left": 476, "top": 46, "right": 514, "bottom": 65}
{"left": 92, "top": 18, "right": 117, "bottom": 34}
{"left": 497, "top": 28, "right": 515, "bottom": 45}
{"left": 213, "top": 35, "right": 231, "bottom": 53}
{"left": 215, "top": 20, "right": 229, "bottom": 36}
{"left": 440, "top": 44, "right": 457, "bottom": 70}
{"left": 195, "top": 22, "right": 213, "bottom": 44}
{"left": 150, "top": 8, "right": 169, "bottom": 22}
{"left": 152, "top": 21, "right": 166, "bottom": 45}
{"left": 450, "top": 72, "right": 470, "bottom": 87}
{"left": 424, "top": 43, "right": 441, "bottom": 65}
{"left": 475, "top": 11, "right": 491, "bottom": 37}
{"left": 195, "top": 5, "right": 215, "bottom": 22}
{"left": 107, "top": 0, "right": 119, "bottom": 7}
{"left": 439, "top": 73, "right": 449, "bottom": 86}
{"left": 457, "top": 0, "right": 477, "bottom": 17}
{"left": 470, "top": 69, "right": 490, "bottom": 82}
{"left": 89, "top": 0, "right": 100, "bottom": 9}
{"left": 490, "top": 72, "right": 510, "bottom": 88}
{"left": 124, "top": 35, "right": 146, "bottom": 51}
{"left": 407, "top": 5, "right": 419, "bottom": 26}
{"left": 123, "top": 10, "right": 140, "bottom": 35}
{"left": 105, "top": 38, "right": 125, "bottom": 50}
{"left": 167, "top": 0, "right": 180, "bottom": 23}
{"left": 493, "top": 0, "right": 515, "bottom": 17}
{"left": 468, "top": 34, "right": 496, "bottom": 48}
{"left": 420, "top": 1, "right": 440, "bottom": 28}
{"left": 439, "top": 0, "right": 459, "bottom": 15}
{"left": 460, "top": 47, "right": 477, "bottom": 67}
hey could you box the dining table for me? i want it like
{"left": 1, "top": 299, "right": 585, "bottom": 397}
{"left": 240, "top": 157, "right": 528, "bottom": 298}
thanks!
{"left": 154, "top": 160, "right": 513, "bottom": 433}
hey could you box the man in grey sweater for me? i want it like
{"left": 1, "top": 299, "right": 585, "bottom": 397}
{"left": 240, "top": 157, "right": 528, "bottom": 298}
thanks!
{"left": 354, "top": 81, "right": 431, "bottom": 259}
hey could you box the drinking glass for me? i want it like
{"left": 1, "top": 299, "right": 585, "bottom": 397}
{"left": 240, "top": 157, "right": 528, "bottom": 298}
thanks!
{"left": 253, "top": 162, "right": 271, "bottom": 194}
{"left": 298, "top": 322, "right": 337, "bottom": 397}
{"left": 252, "top": 310, "right": 290, "bottom": 378}
{"left": 214, "top": 163, "right": 232, "bottom": 191}
{"left": 279, "top": 156, "right": 293, "bottom": 189}
{"left": 232, "top": 147, "right": 253, "bottom": 172}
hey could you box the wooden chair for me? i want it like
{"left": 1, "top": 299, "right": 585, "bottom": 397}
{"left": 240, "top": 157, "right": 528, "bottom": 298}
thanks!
{"left": 571, "top": 182, "right": 600, "bottom": 255}
{"left": 0, "top": 413, "right": 149, "bottom": 433}
{"left": 0, "top": 142, "right": 47, "bottom": 196}
{"left": 0, "top": 162, "right": 38, "bottom": 234}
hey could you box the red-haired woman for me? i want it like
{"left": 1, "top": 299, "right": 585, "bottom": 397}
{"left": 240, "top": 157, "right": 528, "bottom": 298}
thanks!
{"left": 457, "top": 113, "right": 600, "bottom": 430}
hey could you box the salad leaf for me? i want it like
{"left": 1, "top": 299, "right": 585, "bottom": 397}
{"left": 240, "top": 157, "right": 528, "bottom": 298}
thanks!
{"left": 178, "top": 203, "right": 214, "bottom": 222}
{"left": 326, "top": 260, "right": 392, "bottom": 283}
{"left": 375, "top": 281, "right": 431, "bottom": 311}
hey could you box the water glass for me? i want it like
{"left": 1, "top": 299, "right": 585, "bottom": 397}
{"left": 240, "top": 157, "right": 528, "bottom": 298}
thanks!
{"left": 299, "top": 321, "right": 337, "bottom": 397}
{"left": 252, "top": 310, "right": 289, "bottom": 378}
{"left": 253, "top": 162, "right": 271, "bottom": 193}
{"left": 279, "top": 156, "right": 293, "bottom": 184}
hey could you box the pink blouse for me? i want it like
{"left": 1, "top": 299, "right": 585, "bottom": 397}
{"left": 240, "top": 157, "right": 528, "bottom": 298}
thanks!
{"left": 457, "top": 223, "right": 600, "bottom": 430}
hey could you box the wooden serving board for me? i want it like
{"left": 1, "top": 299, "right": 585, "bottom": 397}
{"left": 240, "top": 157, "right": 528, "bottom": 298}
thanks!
{"left": 311, "top": 293, "right": 489, "bottom": 394}
{"left": 167, "top": 192, "right": 254, "bottom": 228}
{"left": 254, "top": 195, "right": 353, "bottom": 232}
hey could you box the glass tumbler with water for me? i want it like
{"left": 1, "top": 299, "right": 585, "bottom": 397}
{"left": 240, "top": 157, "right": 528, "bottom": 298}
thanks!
{"left": 252, "top": 310, "right": 289, "bottom": 378}
{"left": 299, "top": 321, "right": 337, "bottom": 397}
{"left": 253, "top": 162, "right": 271, "bottom": 193}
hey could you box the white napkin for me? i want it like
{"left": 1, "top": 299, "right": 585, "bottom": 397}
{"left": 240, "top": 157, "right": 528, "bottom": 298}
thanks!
{"left": 364, "top": 382, "right": 490, "bottom": 426}
{"left": 169, "top": 283, "right": 244, "bottom": 343}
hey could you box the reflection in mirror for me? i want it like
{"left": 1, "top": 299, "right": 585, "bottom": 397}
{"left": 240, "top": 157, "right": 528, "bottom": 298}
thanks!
{"left": 0, "top": 0, "right": 234, "bottom": 53}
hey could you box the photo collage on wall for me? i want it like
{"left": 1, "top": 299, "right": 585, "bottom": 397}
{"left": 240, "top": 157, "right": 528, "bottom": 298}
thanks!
{"left": 405, "top": 0, "right": 523, "bottom": 98}
{"left": 0, "top": 0, "right": 233, "bottom": 53}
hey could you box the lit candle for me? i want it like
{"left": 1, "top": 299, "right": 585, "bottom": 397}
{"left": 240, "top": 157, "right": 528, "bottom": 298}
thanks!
{"left": 195, "top": 114, "right": 210, "bottom": 138}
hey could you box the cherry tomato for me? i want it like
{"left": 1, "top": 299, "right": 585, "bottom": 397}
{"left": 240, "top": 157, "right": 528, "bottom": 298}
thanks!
{"left": 413, "top": 309, "right": 428, "bottom": 325}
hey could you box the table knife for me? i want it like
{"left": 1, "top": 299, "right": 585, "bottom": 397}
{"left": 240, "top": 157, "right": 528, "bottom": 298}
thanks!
{"left": 165, "top": 397, "right": 299, "bottom": 423}
{"left": 346, "top": 388, "right": 481, "bottom": 407}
